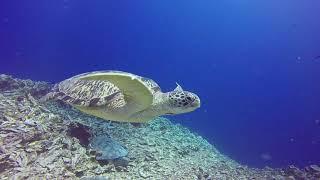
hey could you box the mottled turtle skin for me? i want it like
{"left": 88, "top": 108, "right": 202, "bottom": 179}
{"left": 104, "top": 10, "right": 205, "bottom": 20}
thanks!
{"left": 45, "top": 70, "right": 200, "bottom": 123}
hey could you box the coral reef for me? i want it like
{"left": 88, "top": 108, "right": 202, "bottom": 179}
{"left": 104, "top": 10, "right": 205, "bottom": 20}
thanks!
{"left": 0, "top": 74, "right": 319, "bottom": 179}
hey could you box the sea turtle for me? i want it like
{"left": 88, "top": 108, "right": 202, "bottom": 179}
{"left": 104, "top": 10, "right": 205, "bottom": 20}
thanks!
{"left": 43, "top": 70, "right": 200, "bottom": 123}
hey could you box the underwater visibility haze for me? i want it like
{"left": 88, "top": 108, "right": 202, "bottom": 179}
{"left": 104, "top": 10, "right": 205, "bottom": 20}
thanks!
{"left": 1, "top": 0, "right": 320, "bottom": 176}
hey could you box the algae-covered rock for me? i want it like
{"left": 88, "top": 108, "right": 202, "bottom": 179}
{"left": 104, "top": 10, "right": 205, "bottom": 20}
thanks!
{"left": 89, "top": 135, "right": 128, "bottom": 160}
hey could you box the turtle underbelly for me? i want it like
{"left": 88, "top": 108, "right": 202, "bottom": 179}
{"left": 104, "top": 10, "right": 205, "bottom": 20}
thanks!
{"left": 73, "top": 105, "right": 133, "bottom": 122}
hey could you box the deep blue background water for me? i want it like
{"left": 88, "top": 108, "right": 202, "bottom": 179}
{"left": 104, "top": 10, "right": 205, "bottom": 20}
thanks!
{"left": 1, "top": 1, "right": 320, "bottom": 168}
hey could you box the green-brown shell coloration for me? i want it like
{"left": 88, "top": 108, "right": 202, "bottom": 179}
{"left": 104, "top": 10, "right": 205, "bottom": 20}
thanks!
{"left": 52, "top": 70, "right": 160, "bottom": 107}
{"left": 46, "top": 71, "right": 160, "bottom": 122}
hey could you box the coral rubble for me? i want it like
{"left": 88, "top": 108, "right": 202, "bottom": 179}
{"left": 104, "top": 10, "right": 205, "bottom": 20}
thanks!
{"left": 0, "top": 74, "right": 319, "bottom": 179}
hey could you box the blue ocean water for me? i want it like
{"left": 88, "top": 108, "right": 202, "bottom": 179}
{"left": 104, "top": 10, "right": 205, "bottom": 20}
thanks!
{"left": 1, "top": 1, "right": 320, "bottom": 168}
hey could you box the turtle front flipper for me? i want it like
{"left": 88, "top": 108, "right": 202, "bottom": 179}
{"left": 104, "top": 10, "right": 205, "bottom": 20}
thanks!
{"left": 79, "top": 71, "right": 153, "bottom": 112}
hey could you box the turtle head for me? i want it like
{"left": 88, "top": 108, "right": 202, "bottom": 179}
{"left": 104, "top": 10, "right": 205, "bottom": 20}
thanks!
{"left": 166, "top": 83, "right": 200, "bottom": 114}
